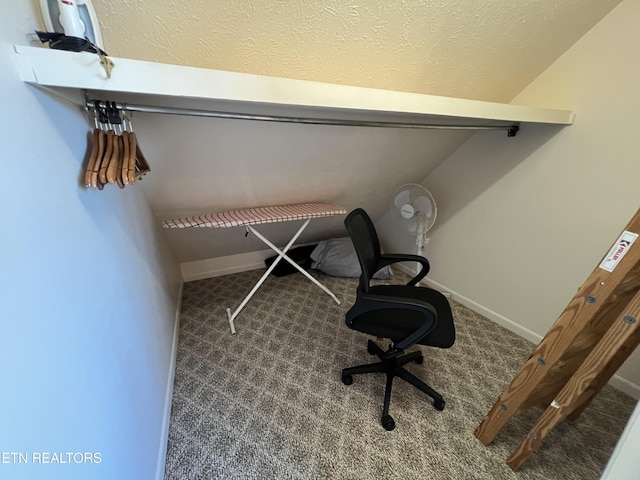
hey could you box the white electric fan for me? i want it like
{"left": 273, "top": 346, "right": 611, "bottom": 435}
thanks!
{"left": 391, "top": 183, "right": 437, "bottom": 282}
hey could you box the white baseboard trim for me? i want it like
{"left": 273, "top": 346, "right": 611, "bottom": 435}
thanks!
{"left": 181, "top": 249, "right": 274, "bottom": 282}
{"left": 156, "top": 281, "right": 184, "bottom": 480}
{"left": 394, "top": 264, "right": 640, "bottom": 400}
{"left": 608, "top": 376, "right": 640, "bottom": 400}
{"left": 422, "top": 274, "right": 544, "bottom": 345}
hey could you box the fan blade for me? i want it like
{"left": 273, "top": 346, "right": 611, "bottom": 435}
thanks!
{"left": 394, "top": 190, "right": 411, "bottom": 210}
{"left": 413, "top": 196, "right": 433, "bottom": 217}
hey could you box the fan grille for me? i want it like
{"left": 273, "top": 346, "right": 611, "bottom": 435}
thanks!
{"left": 391, "top": 184, "right": 437, "bottom": 235}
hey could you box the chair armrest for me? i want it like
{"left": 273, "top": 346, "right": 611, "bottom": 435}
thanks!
{"left": 347, "top": 292, "right": 437, "bottom": 353}
{"left": 377, "top": 254, "right": 430, "bottom": 286}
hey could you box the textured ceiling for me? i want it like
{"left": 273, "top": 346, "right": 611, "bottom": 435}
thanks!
{"left": 80, "top": 0, "right": 623, "bottom": 263}
{"left": 93, "top": 0, "right": 621, "bottom": 103}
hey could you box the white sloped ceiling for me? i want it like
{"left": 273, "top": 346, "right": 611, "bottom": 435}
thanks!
{"left": 134, "top": 111, "right": 473, "bottom": 261}
{"left": 88, "top": 0, "right": 621, "bottom": 262}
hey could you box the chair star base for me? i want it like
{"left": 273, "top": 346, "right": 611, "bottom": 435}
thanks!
{"left": 341, "top": 339, "right": 445, "bottom": 431}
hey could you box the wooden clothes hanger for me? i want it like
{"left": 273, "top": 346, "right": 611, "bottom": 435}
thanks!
{"left": 98, "top": 130, "right": 114, "bottom": 187}
{"left": 84, "top": 102, "right": 150, "bottom": 189}
{"left": 85, "top": 103, "right": 108, "bottom": 189}
{"left": 134, "top": 135, "right": 150, "bottom": 181}
{"left": 103, "top": 102, "right": 122, "bottom": 186}
{"left": 84, "top": 127, "right": 100, "bottom": 187}
{"left": 121, "top": 113, "right": 150, "bottom": 182}
{"left": 120, "top": 129, "right": 129, "bottom": 187}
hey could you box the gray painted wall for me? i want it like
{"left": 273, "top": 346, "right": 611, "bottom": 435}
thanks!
{"left": 0, "top": 4, "right": 182, "bottom": 479}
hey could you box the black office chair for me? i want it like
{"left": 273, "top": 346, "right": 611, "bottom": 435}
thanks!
{"left": 341, "top": 208, "right": 456, "bottom": 431}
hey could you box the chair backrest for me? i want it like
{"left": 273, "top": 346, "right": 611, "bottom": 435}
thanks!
{"left": 344, "top": 209, "right": 381, "bottom": 293}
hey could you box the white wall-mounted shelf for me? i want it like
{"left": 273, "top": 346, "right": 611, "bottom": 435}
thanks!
{"left": 14, "top": 45, "right": 574, "bottom": 130}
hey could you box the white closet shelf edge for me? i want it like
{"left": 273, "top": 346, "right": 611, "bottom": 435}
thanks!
{"left": 13, "top": 45, "right": 575, "bottom": 126}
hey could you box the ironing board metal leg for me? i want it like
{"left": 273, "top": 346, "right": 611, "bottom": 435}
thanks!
{"left": 226, "top": 220, "right": 310, "bottom": 333}
{"left": 226, "top": 308, "right": 236, "bottom": 334}
{"left": 247, "top": 224, "right": 341, "bottom": 305}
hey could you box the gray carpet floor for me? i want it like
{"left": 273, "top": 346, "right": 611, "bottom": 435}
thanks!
{"left": 164, "top": 269, "right": 637, "bottom": 479}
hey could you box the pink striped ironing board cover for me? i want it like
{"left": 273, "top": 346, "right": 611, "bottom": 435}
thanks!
{"left": 162, "top": 203, "right": 347, "bottom": 229}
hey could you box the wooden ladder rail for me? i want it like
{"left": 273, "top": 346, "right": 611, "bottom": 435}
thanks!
{"left": 474, "top": 208, "right": 640, "bottom": 470}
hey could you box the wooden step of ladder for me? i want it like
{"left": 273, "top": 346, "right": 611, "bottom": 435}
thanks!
{"left": 475, "top": 207, "right": 640, "bottom": 471}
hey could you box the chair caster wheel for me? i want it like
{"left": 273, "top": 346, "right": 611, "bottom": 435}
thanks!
{"left": 415, "top": 355, "right": 424, "bottom": 365}
{"left": 381, "top": 415, "right": 396, "bottom": 431}
{"left": 341, "top": 374, "right": 353, "bottom": 385}
{"left": 434, "top": 399, "right": 445, "bottom": 411}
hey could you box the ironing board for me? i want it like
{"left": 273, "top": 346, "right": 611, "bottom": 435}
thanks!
{"left": 163, "top": 203, "right": 347, "bottom": 334}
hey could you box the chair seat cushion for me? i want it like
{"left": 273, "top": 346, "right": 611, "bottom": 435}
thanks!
{"left": 350, "top": 285, "right": 455, "bottom": 348}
